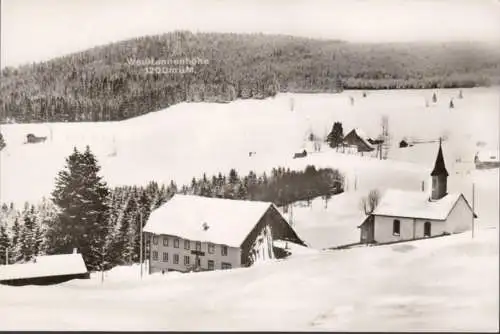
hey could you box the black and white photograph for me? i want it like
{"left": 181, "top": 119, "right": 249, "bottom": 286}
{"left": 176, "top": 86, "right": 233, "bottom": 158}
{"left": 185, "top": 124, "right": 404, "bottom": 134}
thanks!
{"left": 0, "top": 0, "right": 499, "bottom": 331}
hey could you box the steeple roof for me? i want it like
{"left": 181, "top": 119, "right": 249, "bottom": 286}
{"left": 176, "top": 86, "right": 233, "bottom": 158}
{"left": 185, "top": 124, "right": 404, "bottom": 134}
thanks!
{"left": 431, "top": 139, "right": 449, "bottom": 177}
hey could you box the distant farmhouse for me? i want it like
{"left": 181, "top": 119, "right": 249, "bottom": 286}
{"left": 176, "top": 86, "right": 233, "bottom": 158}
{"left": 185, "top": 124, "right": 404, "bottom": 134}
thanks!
{"left": 474, "top": 150, "right": 500, "bottom": 170}
{"left": 342, "top": 128, "right": 375, "bottom": 154}
{"left": 0, "top": 251, "right": 89, "bottom": 286}
{"left": 359, "top": 141, "right": 476, "bottom": 244}
{"left": 144, "top": 195, "right": 305, "bottom": 274}
{"left": 25, "top": 133, "right": 47, "bottom": 144}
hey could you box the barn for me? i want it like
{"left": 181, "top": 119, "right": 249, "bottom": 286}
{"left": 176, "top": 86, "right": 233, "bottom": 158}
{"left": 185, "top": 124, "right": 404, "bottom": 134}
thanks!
{"left": 342, "top": 128, "right": 375, "bottom": 153}
{"left": 474, "top": 150, "right": 500, "bottom": 169}
{"left": 358, "top": 141, "right": 476, "bottom": 244}
{"left": 143, "top": 194, "right": 306, "bottom": 274}
{"left": 0, "top": 252, "right": 89, "bottom": 286}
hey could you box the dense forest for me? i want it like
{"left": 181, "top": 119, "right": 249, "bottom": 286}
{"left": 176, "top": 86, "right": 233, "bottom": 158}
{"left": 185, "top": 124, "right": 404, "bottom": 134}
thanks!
{"left": 0, "top": 146, "right": 343, "bottom": 270}
{"left": 1, "top": 31, "right": 499, "bottom": 123}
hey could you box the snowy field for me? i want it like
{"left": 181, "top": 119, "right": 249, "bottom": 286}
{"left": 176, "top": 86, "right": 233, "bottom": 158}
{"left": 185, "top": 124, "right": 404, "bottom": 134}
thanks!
{"left": 1, "top": 88, "right": 499, "bottom": 248}
{"left": 0, "top": 229, "right": 497, "bottom": 331}
{"left": 0, "top": 88, "right": 498, "bottom": 330}
{"left": 1, "top": 88, "right": 498, "bottom": 207}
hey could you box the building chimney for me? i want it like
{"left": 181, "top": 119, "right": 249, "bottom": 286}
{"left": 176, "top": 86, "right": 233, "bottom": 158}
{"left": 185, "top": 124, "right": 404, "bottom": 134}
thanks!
{"left": 73, "top": 248, "right": 78, "bottom": 254}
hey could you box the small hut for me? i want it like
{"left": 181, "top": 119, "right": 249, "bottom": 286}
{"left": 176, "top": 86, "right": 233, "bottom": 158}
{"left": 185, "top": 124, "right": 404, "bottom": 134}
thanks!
{"left": 399, "top": 139, "right": 409, "bottom": 148}
{"left": 0, "top": 252, "right": 89, "bottom": 286}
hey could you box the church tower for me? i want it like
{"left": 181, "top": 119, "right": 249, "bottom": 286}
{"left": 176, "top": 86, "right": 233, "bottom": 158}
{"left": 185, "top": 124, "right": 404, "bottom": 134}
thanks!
{"left": 430, "top": 138, "right": 449, "bottom": 200}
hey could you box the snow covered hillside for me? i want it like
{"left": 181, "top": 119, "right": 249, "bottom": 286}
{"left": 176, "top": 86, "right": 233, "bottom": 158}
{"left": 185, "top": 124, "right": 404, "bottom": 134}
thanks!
{"left": 0, "top": 88, "right": 498, "bottom": 331}
{"left": 1, "top": 87, "right": 497, "bottom": 207}
{"left": 0, "top": 228, "right": 497, "bottom": 331}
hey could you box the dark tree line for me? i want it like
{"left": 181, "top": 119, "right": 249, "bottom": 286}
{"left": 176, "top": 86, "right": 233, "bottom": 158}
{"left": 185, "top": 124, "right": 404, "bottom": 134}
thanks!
{"left": 0, "top": 147, "right": 343, "bottom": 271}
{"left": 1, "top": 31, "right": 499, "bottom": 123}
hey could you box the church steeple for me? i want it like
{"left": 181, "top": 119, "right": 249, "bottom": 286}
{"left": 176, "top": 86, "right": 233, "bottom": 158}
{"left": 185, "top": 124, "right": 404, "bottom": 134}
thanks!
{"left": 431, "top": 138, "right": 448, "bottom": 200}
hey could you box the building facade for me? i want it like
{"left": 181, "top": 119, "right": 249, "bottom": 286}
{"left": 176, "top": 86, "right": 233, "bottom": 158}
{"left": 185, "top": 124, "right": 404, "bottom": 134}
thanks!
{"left": 149, "top": 234, "right": 241, "bottom": 273}
{"left": 144, "top": 195, "right": 305, "bottom": 274}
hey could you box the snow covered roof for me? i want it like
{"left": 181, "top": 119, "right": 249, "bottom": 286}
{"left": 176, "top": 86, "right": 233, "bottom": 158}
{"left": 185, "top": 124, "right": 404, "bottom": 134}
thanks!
{"left": 0, "top": 253, "right": 88, "bottom": 281}
{"left": 349, "top": 128, "right": 374, "bottom": 149}
{"left": 476, "top": 150, "right": 499, "bottom": 163}
{"left": 143, "top": 195, "right": 278, "bottom": 247}
{"left": 372, "top": 189, "right": 470, "bottom": 221}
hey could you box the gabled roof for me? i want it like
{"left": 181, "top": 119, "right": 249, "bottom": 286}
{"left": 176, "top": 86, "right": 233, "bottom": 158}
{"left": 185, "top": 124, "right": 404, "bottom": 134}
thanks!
{"left": 431, "top": 142, "right": 449, "bottom": 177}
{"left": 372, "top": 189, "right": 474, "bottom": 221}
{"left": 143, "top": 195, "right": 281, "bottom": 247}
{"left": 0, "top": 253, "right": 88, "bottom": 281}
{"left": 345, "top": 128, "right": 374, "bottom": 149}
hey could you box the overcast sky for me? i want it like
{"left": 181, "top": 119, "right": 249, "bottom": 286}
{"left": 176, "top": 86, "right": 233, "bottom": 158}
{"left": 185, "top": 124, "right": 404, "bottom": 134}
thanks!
{"left": 2, "top": 0, "right": 500, "bottom": 68}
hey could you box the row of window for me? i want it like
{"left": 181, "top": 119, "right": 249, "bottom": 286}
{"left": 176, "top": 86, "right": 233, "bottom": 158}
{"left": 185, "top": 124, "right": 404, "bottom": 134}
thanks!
{"left": 392, "top": 220, "right": 431, "bottom": 237}
{"left": 151, "top": 251, "right": 232, "bottom": 270}
{"left": 152, "top": 235, "right": 227, "bottom": 255}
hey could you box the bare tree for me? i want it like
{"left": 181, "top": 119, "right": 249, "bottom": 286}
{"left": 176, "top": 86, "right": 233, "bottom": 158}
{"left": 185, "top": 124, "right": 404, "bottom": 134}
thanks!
{"left": 380, "top": 115, "right": 391, "bottom": 160}
{"left": 322, "top": 193, "right": 332, "bottom": 209}
{"left": 359, "top": 189, "right": 381, "bottom": 215}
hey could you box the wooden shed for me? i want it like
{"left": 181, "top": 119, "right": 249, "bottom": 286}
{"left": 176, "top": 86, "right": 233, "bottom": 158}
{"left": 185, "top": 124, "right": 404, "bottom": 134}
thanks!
{"left": 0, "top": 252, "right": 90, "bottom": 286}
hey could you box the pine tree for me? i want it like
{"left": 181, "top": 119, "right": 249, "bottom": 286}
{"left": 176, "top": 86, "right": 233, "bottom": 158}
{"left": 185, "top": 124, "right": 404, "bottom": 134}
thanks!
{"left": 0, "top": 224, "right": 10, "bottom": 265}
{"left": 50, "top": 146, "right": 110, "bottom": 271}
{"left": 0, "top": 132, "right": 6, "bottom": 151}
{"left": 432, "top": 92, "right": 437, "bottom": 103}
{"left": 327, "top": 122, "right": 344, "bottom": 149}
{"left": 229, "top": 169, "right": 239, "bottom": 185}
{"left": 20, "top": 204, "right": 37, "bottom": 262}
{"left": 35, "top": 197, "right": 58, "bottom": 255}
{"left": 10, "top": 216, "right": 23, "bottom": 263}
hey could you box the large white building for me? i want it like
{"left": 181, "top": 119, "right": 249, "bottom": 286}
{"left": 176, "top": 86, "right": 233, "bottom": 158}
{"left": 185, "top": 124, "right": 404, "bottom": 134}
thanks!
{"left": 359, "top": 141, "right": 476, "bottom": 244}
{"left": 143, "top": 194, "right": 305, "bottom": 274}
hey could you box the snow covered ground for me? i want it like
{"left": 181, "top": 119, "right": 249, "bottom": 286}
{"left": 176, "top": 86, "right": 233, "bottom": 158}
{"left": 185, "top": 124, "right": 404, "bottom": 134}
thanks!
{"left": 1, "top": 88, "right": 498, "bottom": 207}
{"left": 1, "top": 88, "right": 498, "bottom": 247}
{"left": 0, "top": 88, "right": 498, "bottom": 330}
{"left": 0, "top": 228, "right": 497, "bottom": 331}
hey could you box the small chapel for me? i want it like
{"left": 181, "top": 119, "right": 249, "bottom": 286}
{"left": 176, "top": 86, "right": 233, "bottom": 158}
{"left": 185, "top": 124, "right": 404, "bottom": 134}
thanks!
{"left": 359, "top": 140, "right": 476, "bottom": 244}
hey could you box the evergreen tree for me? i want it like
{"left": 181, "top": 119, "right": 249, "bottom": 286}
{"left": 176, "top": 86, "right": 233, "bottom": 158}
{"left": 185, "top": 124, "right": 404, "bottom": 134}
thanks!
{"left": 449, "top": 98, "right": 454, "bottom": 109}
{"left": 20, "top": 204, "right": 37, "bottom": 262}
{"left": 327, "top": 122, "right": 344, "bottom": 149}
{"left": 432, "top": 92, "right": 438, "bottom": 103}
{"left": 50, "top": 146, "right": 110, "bottom": 271}
{"left": 36, "top": 197, "right": 58, "bottom": 255}
{"left": 229, "top": 169, "right": 239, "bottom": 185}
{"left": 0, "top": 132, "right": 5, "bottom": 151}
{"left": 0, "top": 224, "right": 10, "bottom": 265}
{"left": 10, "top": 216, "right": 23, "bottom": 263}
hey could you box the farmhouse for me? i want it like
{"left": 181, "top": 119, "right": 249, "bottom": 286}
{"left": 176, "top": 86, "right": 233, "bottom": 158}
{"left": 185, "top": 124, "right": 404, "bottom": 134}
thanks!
{"left": 359, "top": 141, "right": 476, "bottom": 244}
{"left": 474, "top": 150, "right": 500, "bottom": 169}
{"left": 0, "top": 251, "right": 89, "bottom": 286}
{"left": 342, "top": 128, "right": 375, "bottom": 153}
{"left": 25, "top": 133, "right": 47, "bottom": 144}
{"left": 143, "top": 194, "right": 305, "bottom": 274}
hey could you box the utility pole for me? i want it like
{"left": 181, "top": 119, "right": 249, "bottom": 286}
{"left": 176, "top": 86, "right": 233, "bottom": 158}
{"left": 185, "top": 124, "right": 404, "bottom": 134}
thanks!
{"left": 140, "top": 211, "right": 143, "bottom": 279}
{"left": 472, "top": 183, "right": 475, "bottom": 239}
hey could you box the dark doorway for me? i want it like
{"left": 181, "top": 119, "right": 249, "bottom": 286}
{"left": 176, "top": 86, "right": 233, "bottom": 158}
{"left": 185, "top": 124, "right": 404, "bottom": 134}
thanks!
{"left": 424, "top": 221, "right": 431, "bottom": 237}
